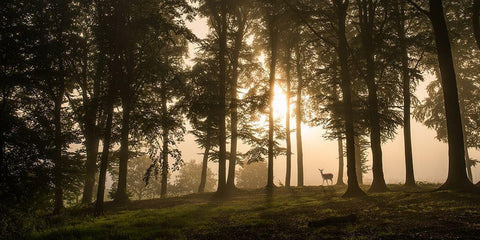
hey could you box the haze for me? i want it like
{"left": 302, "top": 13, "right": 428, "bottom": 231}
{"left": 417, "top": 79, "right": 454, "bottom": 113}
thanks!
{"left": 180, "top": 17, "right": 480, "bottom": 186}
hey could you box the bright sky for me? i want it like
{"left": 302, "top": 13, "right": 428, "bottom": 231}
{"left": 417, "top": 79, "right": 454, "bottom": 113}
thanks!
{"left": 179, "top": 17, "right": 480, "bottom": 186}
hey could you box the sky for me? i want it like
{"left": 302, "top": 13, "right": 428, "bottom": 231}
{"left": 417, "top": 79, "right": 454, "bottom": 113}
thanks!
{"left": 177, "top": 17, "right": 480, "bottom": 186}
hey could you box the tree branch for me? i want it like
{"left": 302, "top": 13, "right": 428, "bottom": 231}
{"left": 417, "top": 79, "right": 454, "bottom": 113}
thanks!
{"left": 405, "top": 0, "right": 430, "bottom": 17}
{"left": 280, "top": 0, "right": 337, "bottom": 48}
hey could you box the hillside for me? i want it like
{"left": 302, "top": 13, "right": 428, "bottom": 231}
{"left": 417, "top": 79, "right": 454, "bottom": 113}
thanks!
{"left": 32, "top": 185, "right": 480, "bottom": 240}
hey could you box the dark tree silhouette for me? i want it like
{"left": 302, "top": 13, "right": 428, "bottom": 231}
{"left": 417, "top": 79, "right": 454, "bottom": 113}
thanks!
{"left": 226, "top": 1, "right": 251, "bottom": 191}
{"left": 355, "top": 0, "right": 388, "bottom": 193}
{"left": 474, "top": 0, "right": 480, "bottom": 49}
{"left": 393, "top": 0, "right": 416, "bottom": 187}
{"left": 333, "top": 0, "right": 366, "bottom": 197}
{"left": 409, "top": 0, "right": 477, "bottom": 191}
{"left": 295, "top": 44, "right": 305, "bottom": 187}
{"left": 264, "top": 0, "right": 280, "bottom": 190}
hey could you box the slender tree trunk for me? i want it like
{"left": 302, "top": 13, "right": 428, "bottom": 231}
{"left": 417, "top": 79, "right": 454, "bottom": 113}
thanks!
{"left": 394, "top": 0, "right": 416, "bottom": 187}
{"left": 285, "top": 47, "right": 292, "bottom": 188}
{"left": 334, "top": 0, "right": 365, "bottom": 197}
{"left": 226, "top": 18, "right": 245, "bottom": 190}
{"left": 198, "top": 129, "right": 211, "bottom": 193}
{"left": 267, "top": 4, "right": 278, "bottom": 189}
{"left": 336, "top": 135, "right": 345, "bottom": 185}
{"left": 473, "top": 0, "right": 480, "bottom": 50}
{"left": 295, "top": 46, "right": 304, "bottom": 187}
{"left": 428, "top": 0, "right": 475, "bottom": 190}
{"left": 94, "top": 95, "right": 114, "bottom": 216}
{"left": 115, "top": 95, "right": 131, "bottom": 202}
{"left": 160, "top": 88, "right": 169, "bottom": 198}
{"left": 53, "top": 84, "right": 65, "bottom": 214}
{"left": 216, "top": 0, "right": 228, "bottom": 195}
{"left": 354, "top": 136, "right": 363, "bottom": 185}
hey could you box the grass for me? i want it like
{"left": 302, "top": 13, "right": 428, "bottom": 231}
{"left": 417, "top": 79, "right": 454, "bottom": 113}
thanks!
{"left": 30, "top": 184, "right": 480, "bottom": 239}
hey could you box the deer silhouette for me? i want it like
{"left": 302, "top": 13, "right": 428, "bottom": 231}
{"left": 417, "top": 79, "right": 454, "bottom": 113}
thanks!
{"left": 319, "top": 169, "right": 334, "bottom": 185}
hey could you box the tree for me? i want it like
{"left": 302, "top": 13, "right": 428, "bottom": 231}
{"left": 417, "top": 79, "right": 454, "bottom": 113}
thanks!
{"left": 124, "top": 155, "right": 161, "bottom": 200}
{"left": 140, "top": 42, "right": 190, "bottom": 199}
{"left": 174, "top": 160, "right": 216, "bottom": 194}
{"left": 409, "top": 0, "right": 476, "bottom": 190}
{"left": 474, "top": 0, "right": 480, "bottom": 49}
{"left": 198, "top": 0, "right": 229, "bottom": 195}
{"left": 236, "top": 162, "right": 268, "bottom": 189}
{"left": 187, "top": 52, "right": 219, "bottom": 193}
{"left": 353, "top": 0, "right": 388, "bottom": 192}
{"left": 187, "top": 57, "right": 219, "bottom": 193}
{"left": 226, "top": 0, "right": 254, "bottom": 191}
{"left": 64, "top": 2, "right": 105, "bottom": 204}
{"left": 333, "top": 0, "right": 366, "bottom": 197}
{"left": 295, "top": 44, "right": 305, "bottom": 187}
{"left": 278, "top": 12, "right": 298, "bottom": 187}
{"left": 94, "top": 0, "right": 120, "bottom": 215}
{"left": 393, "top": 0, "right": 416, "bottom": 187}
{"left": 264, "top": 0, "right": 280, "bottom": 189}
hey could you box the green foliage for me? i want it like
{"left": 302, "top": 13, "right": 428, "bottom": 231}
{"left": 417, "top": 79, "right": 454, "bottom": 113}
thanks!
{"left": 170, "top": 160, "right": 216, "bottom": 195}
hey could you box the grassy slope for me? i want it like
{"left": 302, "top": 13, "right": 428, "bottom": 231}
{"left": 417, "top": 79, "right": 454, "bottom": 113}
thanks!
{"left": 32, "top": 184, "right": 480, "bottom": 240}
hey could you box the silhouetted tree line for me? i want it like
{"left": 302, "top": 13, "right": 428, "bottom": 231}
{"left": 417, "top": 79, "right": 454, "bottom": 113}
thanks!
{"left": 1, "top": 0, "right": 480, "bottom": 237}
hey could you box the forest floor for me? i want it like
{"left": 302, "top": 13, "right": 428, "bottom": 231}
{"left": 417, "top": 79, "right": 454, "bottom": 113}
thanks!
{"left": 31, "top": 184, "right": 480, "bottom": 240}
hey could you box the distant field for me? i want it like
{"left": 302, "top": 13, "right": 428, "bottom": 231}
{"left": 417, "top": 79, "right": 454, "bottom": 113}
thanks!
{"left": 31, "top": 184, "right": 480, "bottom": 240}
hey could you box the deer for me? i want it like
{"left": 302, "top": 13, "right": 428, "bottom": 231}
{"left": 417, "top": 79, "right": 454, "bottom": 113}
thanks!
{"left": 318, "top": 169, "right": 334, "bottom": 185}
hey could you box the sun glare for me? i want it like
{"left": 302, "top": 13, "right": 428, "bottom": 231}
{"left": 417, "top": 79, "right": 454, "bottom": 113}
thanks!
{"left": 272, "top": 84, "right": 288, "bottom": 123}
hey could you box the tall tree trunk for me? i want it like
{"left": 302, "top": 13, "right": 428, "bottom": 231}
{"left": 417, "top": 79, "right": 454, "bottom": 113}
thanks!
{"left": 354, "top": 136, "right": 363, "bottom": 185}
{"left": 113, "top": 0, "right": 131, "bottom": 203}
{"left": 394, "top": 0, "right": 416, "bottom": 187}
{"left": 81, "top": 36, "right": 101, "bottom": 204}
{"left": 198, "top": 128, "right": 211, "bottom": 193}
{"left": 285, "top": 47, "right": 292, "bottom": 188}
{"left": 94, "top": 94, "right": 114, "bottom": 216}
{"left": 428, "top": 0, "right": 475, "bottom": 190}
{"left": 226, "top": 16, "right": 245, "bottom": 190}
{"left": 473, "top": 0, "right": 480, "bottom": 50}
{"left": 357, "top": 0, "right": 388, "bottom": 193}
{"left": 336, "top": 134, "right": 345, "bottom": 185}
{"left": 216, "top": 0, "right": 228, "bottom": 195}
{"left": 295, "top": 46, "right": 304, "bottom": 187}
{"left": 267, "top": 3, "right": 278, "bottom": 189}
{"left": 334, "top": 0, "right": 365, "bottom": 197}
{"left": 115, "top": 95, "right": 131, "bottom": 202}
{"left": 53, "top": 84, "right": 65, "bottom": 214}
{"left": 93, "top": 0, "right": 112, "bottom": 216}
{"left": 160, "top": 87, "right": 169, "bottom": 198}
{"left": 81, "top": 86, "right": 100, "bottom": 204}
